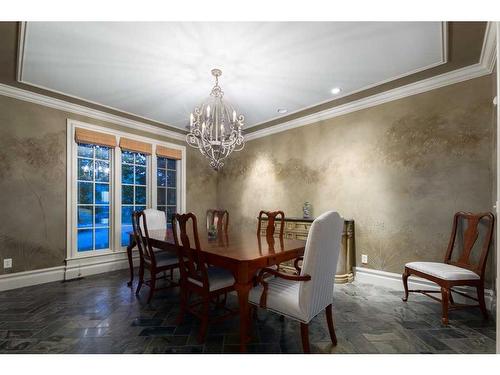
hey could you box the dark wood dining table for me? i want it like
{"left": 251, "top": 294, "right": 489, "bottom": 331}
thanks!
{"left": 126, "top": 227, "right": 306, "bottom": 352}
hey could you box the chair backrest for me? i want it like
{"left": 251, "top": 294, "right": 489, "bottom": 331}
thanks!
{"left": 257, "top": 210, "right": 285, "bottom": 237}
{"left": 132, "top": 210, "right": 157, "bottom": 266}
{"left": 299, "top": 211, "right": 344, "bottom": 320}
{"left": 142, "top": 208, "right": 167, "bottom": 232}
{"left": 172, "top": 213, "right": 209, "bottom": 290}
{"left": 206, "top": 209, "right": 229, "bottom": 234}
{"left": 444, "top": 211, "right": 494, "bottom": 277}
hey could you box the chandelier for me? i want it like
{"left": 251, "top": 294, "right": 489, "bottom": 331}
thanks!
{"left": 186, "top": 68, "right": 245, "bottom": 170}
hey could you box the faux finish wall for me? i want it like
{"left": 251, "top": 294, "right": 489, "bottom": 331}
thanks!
{"left": 218, "top": 74, "right": 497, "bottom": 285}
{"left": 0, "top": 94, "right": 217, "bottom": 275}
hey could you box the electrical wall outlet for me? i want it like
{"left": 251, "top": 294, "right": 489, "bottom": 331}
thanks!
{"left": 361, "top": 254, "right": 368, "bottom": 264}
{"left": 3, "top": 258, "right": 12, "bottom": 269}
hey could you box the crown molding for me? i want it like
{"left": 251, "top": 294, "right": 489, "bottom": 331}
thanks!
{"left": 246, "top": 22, "right": 497, "bottom": 142}
{"left": 0, "top": 83, "right": 186, "bottom": 141}
{"left": 1, "top": 23, "right": 496, "bottom": 144}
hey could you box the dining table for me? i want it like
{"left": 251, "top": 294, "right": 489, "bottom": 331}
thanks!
{"left": 126, "top": 226, "right": 306, "bottom": 352}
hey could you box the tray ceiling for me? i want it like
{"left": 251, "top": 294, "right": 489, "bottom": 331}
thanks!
{"left": 19, "top": 22, "right": 446, "bottom": 130}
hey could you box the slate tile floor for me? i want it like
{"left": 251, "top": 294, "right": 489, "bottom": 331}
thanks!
{"left": 0, "top": 269, "right": 495, "bottom": 354}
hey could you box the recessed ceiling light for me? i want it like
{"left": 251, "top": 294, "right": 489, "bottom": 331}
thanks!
{"left": 277, "top": 108, "right": 288, "bottom": 114}
{"left": 331, "top": 87, "right": 342, "bottom": 95}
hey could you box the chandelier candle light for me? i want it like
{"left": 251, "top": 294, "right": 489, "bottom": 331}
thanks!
{"left": 186, "top": 69, "right": 245, "bottom": 170}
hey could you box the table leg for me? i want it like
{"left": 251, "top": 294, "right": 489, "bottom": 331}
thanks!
{"left": 235, "top": 281, "right": 252, "bottom": 353}
{"left": 126, "top": 239, "right": 136, "bottom": 287}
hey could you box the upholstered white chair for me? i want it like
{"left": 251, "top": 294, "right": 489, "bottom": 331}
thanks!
{"left": 249, "top": 210, "right": 344, "bottom": 353}
{"left": 142, "top": 208, "right": 167, "bottom": 231}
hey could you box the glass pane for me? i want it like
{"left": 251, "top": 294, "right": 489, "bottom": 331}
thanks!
{"left": 157, "top": 169, "right": 166, "bottom": 187}
{"left": 135, "top": 153, "right": 147, "bottom": 165}
{"left": 78, "top": 143, "right": 94, "bottom": 158}
{"left": 95, "top": 206, "right": 110, "bottom": 227}
{"left": 95, "top": 183, "right": 110, "bottom": 204}
{"left": 95, "top": 146, "right": 110, "bottom": 160}
{"left": 157, "top": 157, "right": 166, "bottom": 169}
{"left": 157, "top": 187, "right": 166, "bottom": 206}
{"left": 95, "top": 228, "right": 109, "bottom": 249}
{"left": 167, "top": 159, "right": 176, "bottom": 170}
{"left": 167, "top": 189, "right": 176, "bottom": 206}
{"left": 77, "top": 229, "right": 93, "bottom": 252}
{"left": 78, "top": 182, "right": 93, "bottom": 204}
{"left": 78, "top": 158, "right": 94, "bottom": 181}
{"left": 135, "top": 186, "right": 146, "bottom": 205}
{"left": 122, "top": 185, "right": 134, "bottom": 204}
{"left": 166, "top": 206, "right": 176, "bottom": 219}
{"left": 157, "top": 205, "right": 166, "bottom": 212}
{"left": 122, "top": 164, "right": 134, "bottom": 184}
{"left": 135, "top": 166, "right": 146, "bottom": 185}
{"left": 122, "top": 206, "right": 133, "bottom": 225}
{"left": 135, "top": 205, "right": 146, "bottom": 212}
{"left": 95, "top": 161, "right": 110, "bottom": 182}
{"left": 122, "top": 150, "right": 134, "bottom": 164}
{"left": 121, "top": 225, "right": 132, "bottom": 247}
{"left": 77, "top": 206, "right": 93, "bottom": 228}
{"left": 167, "top": 170, "right": 176, "bottom": 188}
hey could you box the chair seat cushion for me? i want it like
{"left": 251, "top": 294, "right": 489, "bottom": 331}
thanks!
{"left": 188, "top": 266, "right": 235, "bottom": 291}
{"left": 146, "top": 252, "right": 179, "bottom": 268}
{"left": 249, "top": 278, "right": 306, "bottom": 322}
{"left": 405, "top": 261, "right": 479, "bottom": 281}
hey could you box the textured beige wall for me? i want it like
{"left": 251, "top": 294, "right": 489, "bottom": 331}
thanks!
{"left": 0, "top": 94, "right": 217, "bottom": 275}
{"left": 218, "top": 74, "right": 496, "bottom": 285}
{"left": 0, "top": 75, "right": 496, "bottom": 285}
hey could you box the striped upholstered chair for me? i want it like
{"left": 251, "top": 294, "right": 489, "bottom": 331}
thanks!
{"left": 249, "top": 211, "right": 344, "bottom": 353}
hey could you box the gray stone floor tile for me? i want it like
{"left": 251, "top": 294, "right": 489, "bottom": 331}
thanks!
{"left": 0, "top": 268, "right": 495, "bottom": 354}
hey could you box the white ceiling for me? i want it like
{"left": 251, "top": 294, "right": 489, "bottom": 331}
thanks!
{"left": 20, "top": 22, "right": 445, "bottom": 130}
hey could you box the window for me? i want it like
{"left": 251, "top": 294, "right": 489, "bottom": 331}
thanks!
{"left": 157, "top": 156, "right": 177, "bottom": 226}
{"left": 76, "top": 143, "right": 112, "bottom": 252}
{"left": 121, "top": 151, "right": 148, "bottom": 246}
{"left": 68, "top": 120, "right": 185, "bottom": 261}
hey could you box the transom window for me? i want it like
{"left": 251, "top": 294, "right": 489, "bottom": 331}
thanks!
{"left": 121, "top": 151, "right": 148, "bottom": 246}
{"left": 76, "top": 143, "right": 112, "bottom": 252}
{"left": 157, "top": 156, "right": 177, "bottom": 227}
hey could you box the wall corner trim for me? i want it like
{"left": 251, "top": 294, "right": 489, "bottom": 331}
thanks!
{"left": 246, "top": 22, "right": 497, "bottom": 142}
{"left": 0, "top": 83, "right": 186, "bottom": 142}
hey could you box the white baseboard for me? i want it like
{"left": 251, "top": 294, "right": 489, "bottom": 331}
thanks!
{"left": 0, "top": 252, "right": 139, "bottom": 292}
{"left": 64, "top": 251, "right": 139, "bottom": 280}
{"left": 0, "top": 265, "right": 65, "bottom": 292}
{"left": 354, "top": 266, "right": 496, "bottom": 311}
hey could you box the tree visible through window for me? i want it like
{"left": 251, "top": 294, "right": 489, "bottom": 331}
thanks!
{"left": 157, "top": 156, "right": 177, "bottom": 227}
{"left": 77, "top": 143, "right": 111, "bottom": 252}
{"left": 121, "top": 150, "right": 147, "bottom": 246}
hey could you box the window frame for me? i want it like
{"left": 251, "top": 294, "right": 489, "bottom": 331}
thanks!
{"left": 75, "top": 143, "right": 113, "bottom": 253}
{"left": 66, "top": 119, "right": 186, "bottom": 261}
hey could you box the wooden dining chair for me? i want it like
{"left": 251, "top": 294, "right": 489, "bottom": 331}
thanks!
{"left": 172, "top": 213, "right": 238, "bottom": 343}
{"left": 257, "top": 210, "right": 285, "bottom": 237}
{"left": 141, "top": 208, "right": 176, "bottom": 280}
{"left": 249, "top": 211, "right": 344, "bottom": 353}
{"left": 402, "top": 211, "right": 494, "bottom": 325}
{"left": 132, "top": 211, "right": 180, "bottom": 303}
{"left": 206, "top": 209, "right": 229, "bottom": 234}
